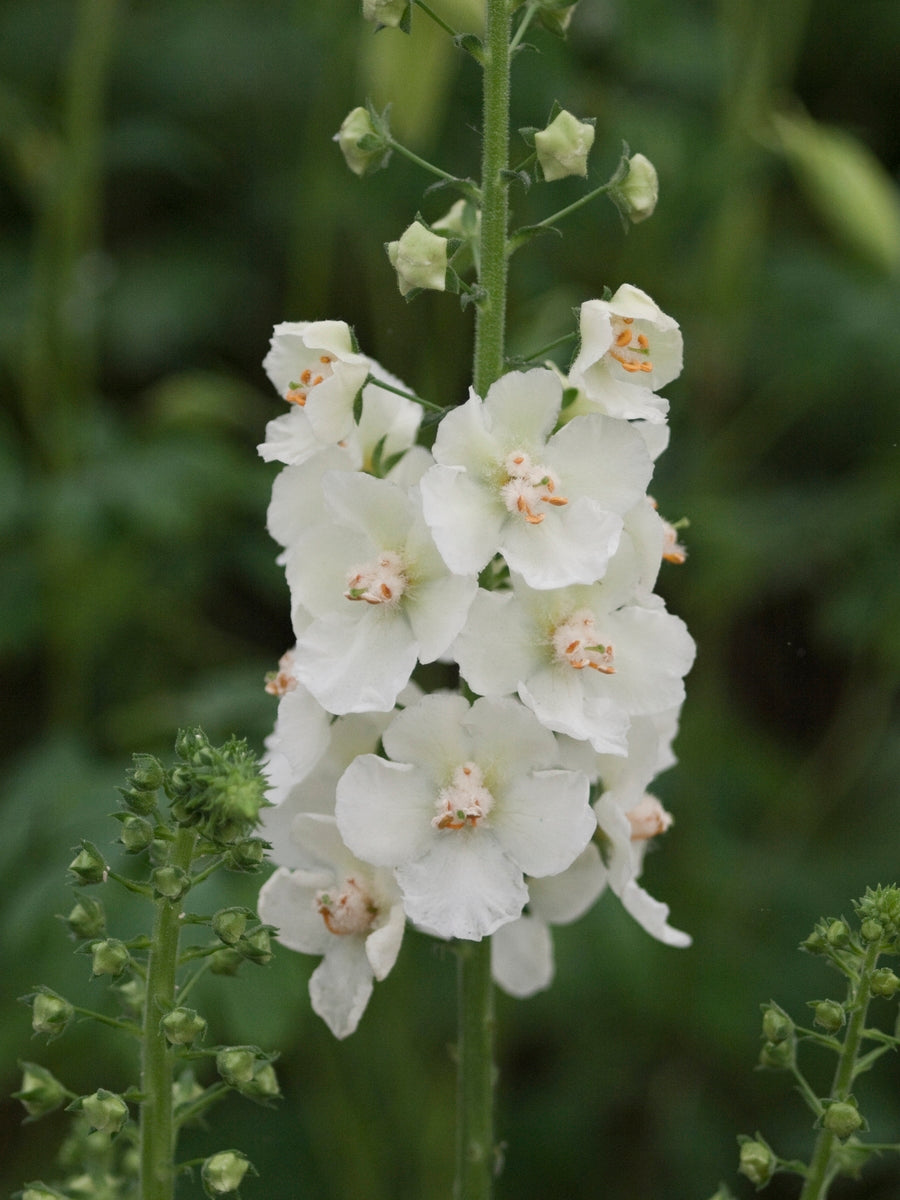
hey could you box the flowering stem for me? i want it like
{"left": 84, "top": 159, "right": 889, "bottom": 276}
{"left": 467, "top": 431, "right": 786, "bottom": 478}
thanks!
{"left": 473, "top": 0, "right": 511, "bottom": 397}
{"left": 798, "top": 939, "right": 880, "bottom": 1200}
{"left": 413, "top": 0, "right": 460, "bottom": 39}
{"left": 139, "top": 826, "right": 196, "bottom": 1200}
{"left": 386, "top": 136, "right": 468, "bottom": 186}
{"left": 455, "top": 938, "right": 495, "bottom": 1200}
{"left": 517, "top": 179, "right": 612, "bottom": 241}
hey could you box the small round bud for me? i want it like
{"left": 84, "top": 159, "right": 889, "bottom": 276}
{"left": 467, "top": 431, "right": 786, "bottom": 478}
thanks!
{"left": 167, "top": 764, "right": 194, "bottom": 797}
{"left": 860, "top": 919, "right": 883, "bottom": 943}
{"left": 536, "top": 2, "right": 578, "bottom": 36}
{"left": 119, "top": 815, "right": 155, "bottom": 854}
{"left": 871, "top": 967, "right": 900, "bottom": 998}
{"left": 68, "top": 842, "right": 107, "bottom": 886}
{"left": 386, "top": 222, "right": 448, "bottom": 296}
{"left": 209, "top": 947, "right": 244, "bottom": 976}
{"left": 216, "top": 1047, "right": 257, "bottom": 1088}
{"left": 334, "top": 106, "right": 391, "bottom": 177}
{"left": 28, "top": 988, "right": 75, "bottom": 1038}
{"left": 79, "top": 1088, "right": 129, "bottom": 1134}
{"left": 823, "top": 1100, "right": 863, "bottom": 1139}
{"left": 812, "top": 999, "right": 845, "bottom": 1033}
{"left": 212, "top": 907, "right": 251, "bottom": 946}
{"left": 827, "top": 919, "right": 850, "bottom": 948}
{"left": 240, "top": 1061, "right": 280, "bottom": 1102}
{"left": 362, "top": 0, "right": 409, "bottom": 27}
{"left": 160, "top": 1007, "right": 207, "bottom": 1046}
{"left": 738, "top": 1138, "right": 775, "bottom": 1187}
{"left": 117, "top": 785, "right": 159, "bottom": 816}
{"left": 534, "top": 110, "right": 595, "bottom": 181}
{"left": 114, "top": 977, "right": 146, "bottom": 1018}
{"left": 801, "top": 928, "right": 828, "bottom": 954}
{"left": 759, "top": 1039, "right": 794, "bottom": 1070}
{"left": 761, "top": 1005, "right": 794, "bottom": 1043}
{"left": 225, "top": 838, "right": 266, "bottom": 872}
{"left": 614, "top": 153, "right": 659, "bottom": 223}
{"left": 62, "top": 897, "right": 106, "bottom": 940}
{"left": 15, "top": 1062, "right": 68, "bottom": 1120}
{"left": 130, "top": 753, "right": 165, "bottom": 791}
{"left": 236, "top": 926, "right": 274, "bottom": 965}
{"left": 90, "top": 938, "right": 131, "bottom": 978}
{"left": 19, "top": 1184, "right": 68, "bottom": 1200}
{"left": 151, "top": 865, "right": 191, "bottom": 901}
{"left": 201, "top": 1151, "right": 253, "bottom": 1198}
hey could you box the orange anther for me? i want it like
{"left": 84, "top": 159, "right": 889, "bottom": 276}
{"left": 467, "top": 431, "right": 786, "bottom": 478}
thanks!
{"left": 542, "top": 495, "right": 568, "bottom": 507}
{"left": 301, "top": 369, "right": 312, "bottom": 384}
{"left": 380, "top": 583, "right": 392, "bottom": 599}
{"left": 312, "top": 374, "right": 324, "bottom": 386}
{"left": 286, "top": 388, "right": 307, "bottom": 406}
{"left": 637, "top": 333, "right": 649, "bottom": 348}
{"left": 615, "top": 329, "right": 633, "bottom": 347}
{"left": 320, "top": 354, "right": 333, "bottom": 364}
{"left": 565, "top": 640, "right": 580, "bottom": 655}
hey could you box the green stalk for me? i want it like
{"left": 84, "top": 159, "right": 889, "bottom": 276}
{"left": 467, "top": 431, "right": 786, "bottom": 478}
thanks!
{"left": 473, "top": 0, "right": 512, "bottom": 396}
{"left": 454, "top": 938, "right": 496, "bottom": 1200}
{"left": 139, "top": 827, "right": 197, "bottom": 1200}
{"left": 798, "top": 939, "right": 880, "bottom": 1200}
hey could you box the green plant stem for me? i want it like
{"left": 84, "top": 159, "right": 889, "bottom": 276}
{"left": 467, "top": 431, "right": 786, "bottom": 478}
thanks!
{"left": 798, "top": 939, "right": 880, "bottom": 1200}
{"left": 473, "top": 0, "right": 511, "bottom": 396}
{"left": 139, "top": 827, "right": 196, "bottom": 1200}
{"left": 454, "top": 938, "right": 495, "bottom": 1200}
{"left": 413, "top": 0, "right": 460, "bottom": 39}
{"left": 386, "top": 136, "right": 467, "bottom": 186}
{"left": 528, "top": 179, "right": 612, "bottom": 234}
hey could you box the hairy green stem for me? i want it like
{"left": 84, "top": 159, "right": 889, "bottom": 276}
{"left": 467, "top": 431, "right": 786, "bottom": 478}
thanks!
{"left": 454, "top": 938, "right": 495, "bottom": 1200}
{"left": 798, "top": 939, "right": 880, "bottom": 1200}
{"left": 139, "top": 827, "right": 196, "bottom": 1200}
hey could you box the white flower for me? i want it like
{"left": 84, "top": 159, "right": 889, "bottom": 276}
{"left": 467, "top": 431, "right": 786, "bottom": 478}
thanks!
{"left": 569, "top": 285, "right": 683, "bottom": 402}
{"left": 453, "top": 566, "right": 695, "bottom": 753}
{"left": 386, "top": 222, "right": 448, "bottom": 295}
{"left": 263, "top": 320, "right": 371, "bottom": 445}
{"left": 284, "top": 472, "right": 477, "bottom": 714}
{"left": 419, "top": 368, "right": 652, "bottom": 589}
{"left": 534, "top": 110, "right": 595, "bottom": 182}
{"left": 335, "top": 694, "right": 595, "bottom": 941}
{"left": 491, "top": 844, "right": 606, "bottom": 997}
{"left": 263, "top": 648, "right": 332, "bottom": 785}
{"left": 258, "top": 815, "right": 405, "bottom": 1038}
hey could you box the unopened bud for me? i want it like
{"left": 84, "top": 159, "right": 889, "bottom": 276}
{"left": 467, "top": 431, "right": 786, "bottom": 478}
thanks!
{"left": 240, "top": 1061, "right": 280, "bottom": 1102}
{"left": 386, "top": 222, "right": 448, "bottom": 296}
{"left": 62, "top": 897, "right": 106, "bottom": 940}
{"left": 129, "top": 753, "right": 165, "bottom": 791}
{"left": 117, "top": 785, "right": 159, "bottom": 816}
{"left": 535, "top": 110, "right": 595, "bottom": 181}
{"left": 68, "top": 842, "right": 107, "bottom": 886}
{"left": 27, "top": 988, "right": 75, "bottom": 1038}
{"left": 826, "top": 919, "right": 850, "bottom": 948}
{"left": 118, "top": 814, "right": 155, "bottom": 854}
{"left": 212, "top": 907, "right": 252, "bottom": 946}
{"left": 860, "top": 919, "right": 883, "bottom": 943}
{"left": 758, "top": 1039, "right": 794, "bottom": 1070}
{"left": 114, "top": 977, "right": 145, "bottom": 1018}
{"left": 91, "top": 938, "right": 130, "bottom": 978}
{"left": 738, "top": 1138, "right": 775, "bottom": 1187}
{"left": 761, "top": 1004, "right": 794, "bottom": 1043}
{"left": 18, "top": 1184, "right": 67, "bottom": 1200}
{"left": 15, "top": 1063, "right": 68, "bottom": 1120}
{"left": 151, "top": 865, "right": 191, "bottom": 901}
{"left": 871, "top": 967, "right": 900, "bottom": 998}
{"left": 209, "top": 947, "right": 244, "bottom": 976}
{"left": 78, "top": 1088, "right": 129, "bottom": 1134}
{"left": 216, "top": 1047, "right": 257, "bottom": 1088}
{"left": 536, "top": 2, "right": 578, "bottom": 36}
{"left": 823, "top": 1100, "right": 864, "bottom": 1139}
{"left": 613, "top": 152, "right": 659, "bottom": 223}
{"left": 334, "top": 106, "right": 391, "bottom": 177}
{"left": 224, "top": 838, "right": 266, "bottom": 873}
{"left": 160, "top": 1007, "right": 207, "bottom": 1046}
{"left": 362, "top": 0, "right": 409, "bottom": 27}
{"left": 236, "top": 926, "right": 274, "bottom": 965}
{"left": 201, "top": 1151, "right": 253, "bottom": 1198}
{"left": 812, "top": 999, "right": 845, "bottom": 1033}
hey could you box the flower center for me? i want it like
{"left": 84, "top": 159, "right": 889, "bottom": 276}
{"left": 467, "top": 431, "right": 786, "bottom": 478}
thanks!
{"left": 316, "top": 876, "right": 378, "bottom": 936}
{"left": 499, "top": 449, "right": 568, "bottom": 525}
{"left": 551, "top": 609, "right": 615, "bottom": 673}
{"left": 264, "top": 649, "right": 298, "bottom": 696}
{"left": 432, "top": 762, "right": 494, "bottom": 831}
{"left": 285, "top": 354, "right": 336, "bottom": 406}
{"left": 344, "top": 551, "right": 408, "bottom": 605}
{"left": 607, "top": 316, "right": 653, "bottom": 375}
{"left": 626, "top": 795, "right": 673, "bottom": 841}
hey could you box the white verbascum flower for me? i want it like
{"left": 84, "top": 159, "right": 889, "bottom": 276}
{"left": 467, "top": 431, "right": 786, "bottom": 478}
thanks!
{"left": 263, "top": 320, "right": 371, "bottom": 445}
{"left": 335, "top": 694, "right": 595, "bottom": 941}
{"left": 419, "top": 368, "right": 652, "bottom": 589}
{"left": 284, "top": 471, "right": 476, "bottom": 714}
{"left": 386, "top": 221, "right": 448, "bottom": 295}
{"left": 258, "top": 815, "right": 405, "bottom": 1038}
{"left": 534, "top": 110, "right": 595, "bottom": 181}
{"left": 569, "top": 285, "right": 683, "bottom": 403}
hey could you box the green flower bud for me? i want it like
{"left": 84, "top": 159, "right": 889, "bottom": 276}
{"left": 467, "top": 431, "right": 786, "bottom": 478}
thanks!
{"left": 613, "top": 152, "right": 659, "bottom": 223}
{"left": 224, "top": 837, "right": 266, "bottom": 872}
{"left": 334, "top": 106, "right": 392, "bottom": 177}
{"left": 62, "top": 897, "right": 107, "bottom": 940}
{"left": 386, "top": 221, "right": 448, "bottom": 296}
{"left": 812, "top": 999, "right": 845, "bottom": 1033}
{"left": 173, "top": 1068, "right": 204, "bottom": 1109}
{"left": 236, "top": 926, "right": 274, "bottom": 965}
{"left": 870, "top": 966, "right": 900, "bottom": 997}
{"left": 212, "top": 907, "right": 252, "bottom": 946}
{"left": 18, "top": 1183, "right": 68, "bottom": 1200}
{"left": 208, "top": 947, "right": 244, "bottom": 976}
{"left": 216, "top": 1047, "right": 257, "bottom": 1088}
{"left": 160, "top": 1007, "right": 207, "bottom": 1046}
{"left": 116, "top": 785, "right": 159, "bottom": 816}
{"left": 362, "top": 0, "right": 409, "bottom": 28}
{"left": 118, "top": 815, "right": 155, "bottom": 854}
{"left": 15, "top": 1062, "right": 69, "bottom": 1120}
{"left": 758, "top": 1039, "right": 794, "bottom": 1070}
{"left": 801, "top": 927, "right": 828, "bottom": 954}
{"left": 130, "top": 753, "right": 165, "bottom": 791}
{"left": 151, "top": 865, "right": 191, "bottom": 901}
{"left": 78, "top": 1089, "right": 129, "bottom": 1134}
{"left": 535, "top": 2, "right": 578, "bottom": 37}
{"left": 826, "top": 919, "right": 850, "bottom": 948}
{"left": 534, "top": 110, "right": 595, "bottom": 181}
{"left": 860, "top": 919, "right": 883, "bottom": 943}
{"left": 738, "top": 1137, "right": 775, "bottom": 1187}
{"left": 68, "top": 842, "right": 107, "bottom": 886}
{"left": 27, "top": 988, "right": 75, "bottom": 1038}
{"left": 90, "top": 938, "right": 131, "bottom": 978}
{"left": 823, "top": 1100, "right": 864, "bottom": 1139}
{"left": 761, "top": 1004, "right": 794, "bottom": 1043}
{"left": 201, "top": 1151, "right": 253, "bottom": 1198}
{"left": 114, "top": 977, "right": 145, "bottom": 1018}
{"left": 240, "top": 1061, "right": 280, "bottom": 1102}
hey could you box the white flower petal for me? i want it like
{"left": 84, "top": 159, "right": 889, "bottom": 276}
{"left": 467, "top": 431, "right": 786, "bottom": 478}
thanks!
{"left": 527, "top": 843, "right": 607, "bottom": 923}
{"left": 491, "top": 913, "right": 554, "bottom": 998}
{"left": 336, "top": 756, "right": 435, "bottom": 866}
{"left": 619, "top": 880, "right": 691, "bottom": 948}
{"left": 519, "top": 668, "right": 631, "bottom": 755}
{"left": 365, "top": 900, "right": 406, "bottom": 981}
{"left": 381, "top": 692, "right": 472, "bottom": 778}
{"left": 495, "top": 768, "right": 594, "bottom": 877}
{"left": 499, "top": 497, "right": 623, "bottom": 589}
{"left": 294, "top": 608, "right": 418, "bottom": 714}
{"left": 308, "top": 935, "right": 376, "bottom": 1038}
{"left": 419, "top": 464, "right": 506, "bottom": 574}
{"left": 453, "top": 588, "right": 543, "bottom": 697}
{"left": 258, "top": 866, "right": 332, "bottom": 956}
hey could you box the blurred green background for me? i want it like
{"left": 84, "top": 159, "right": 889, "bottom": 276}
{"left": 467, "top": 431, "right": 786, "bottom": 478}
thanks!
{"left": 2, "top": 0, "right": 899, "bottom": 1196}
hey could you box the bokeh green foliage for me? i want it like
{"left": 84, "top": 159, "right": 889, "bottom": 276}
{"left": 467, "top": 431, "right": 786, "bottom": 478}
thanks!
{"left": 1, "top": 0, "right": 898, "bottom": 1196}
